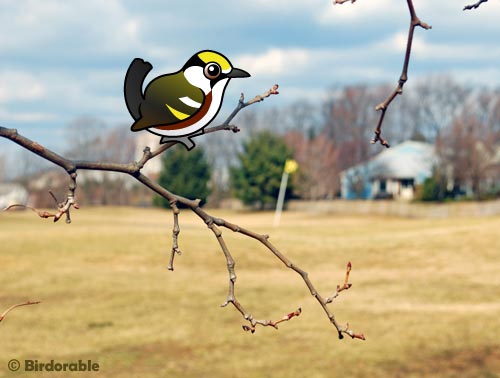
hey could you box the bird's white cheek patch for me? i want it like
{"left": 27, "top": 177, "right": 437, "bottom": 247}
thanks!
{"left": 179, "top": 96, "right": 202, "bottom": 109}
{"left": 184, "top": 66, "right": 211, "bottom": 94}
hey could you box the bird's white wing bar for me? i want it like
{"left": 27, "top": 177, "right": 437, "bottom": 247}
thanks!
{"left": 179, "top": 96, "right": 202, "bottom": 109}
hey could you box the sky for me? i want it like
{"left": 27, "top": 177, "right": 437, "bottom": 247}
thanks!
{"left": 1, "top": 0, "right": 500, "bottom": 157}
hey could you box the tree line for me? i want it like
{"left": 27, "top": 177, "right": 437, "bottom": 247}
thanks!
{"left": 203, "top": 75, "right": 500, "bottom": 203}
{"left": 3, "top": 75, "right": 499, "bottom": 206}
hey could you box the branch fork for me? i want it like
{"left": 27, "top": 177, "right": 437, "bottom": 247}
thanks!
{"left": 4, "top": 190, "right": 79, "bottom": 224}
{"left": 326, "top": 261, "right": 352, "bottom": 304}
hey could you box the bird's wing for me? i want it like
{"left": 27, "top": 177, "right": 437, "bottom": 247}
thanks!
{"left": 132, "top": 73, "right": 205, "bottom": 131}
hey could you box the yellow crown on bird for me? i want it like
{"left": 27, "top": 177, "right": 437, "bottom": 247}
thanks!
{"left": 124, "top": 50, "right": 250, "bottom": 150}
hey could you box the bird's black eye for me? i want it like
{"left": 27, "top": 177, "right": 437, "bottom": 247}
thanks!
{"left": 204, "top": 62, "right": 221, "bottom": 80}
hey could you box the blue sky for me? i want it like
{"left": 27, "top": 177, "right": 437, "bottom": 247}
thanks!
{"left": 1, "top": 0, "right": 500, "bottom": 156}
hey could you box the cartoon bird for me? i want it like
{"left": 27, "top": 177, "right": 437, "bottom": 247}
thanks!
{"left": 124, "top": 50, "right": 250, "bottom": 150}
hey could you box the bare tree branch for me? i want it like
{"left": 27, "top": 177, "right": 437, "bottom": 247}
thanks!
{"left": 167, "top": 199, "right": 182, "bottom": 271}
{"left": 326, "top": 261, "right": 352, "bottom": 304}
{"left": 371, "top": 0, "right": 431, "bottom": 147}
{"left": 4, "top": 201, "right": 79, "bottom": 223}
{"left": 215, "top": 84, "right": 279, "bottom": 130}
{"left": 0, "top": 301, "right": 41, "bottom": 324}
{"left": 333, "top": 0, "right": 357, "bottom": 4}
{"left": 463, "top": 0, "right": 489, "bottom": 10}
{"left": 206, "top": 215, "right": 363, "bottom": 339}
{"left": 242, "top": 308, "right": 302, "bottom": 334}
{"left": 332, "top": 0, "right": 431, "bottom": 148}
{"left": 1, "top": 86, "right": 363, "bottom": 339}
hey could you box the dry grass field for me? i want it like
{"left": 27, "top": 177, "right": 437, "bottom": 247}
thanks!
{"left": 1, "top": 207, "right": 499, "bottom": 378}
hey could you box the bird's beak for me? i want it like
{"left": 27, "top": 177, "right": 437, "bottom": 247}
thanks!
{"left": 227, "top": 67, "right": 251, "bottom": 78}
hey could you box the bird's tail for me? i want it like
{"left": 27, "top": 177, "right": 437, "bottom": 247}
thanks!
{"left": 124, "top": 58, "right": 153, "bottom": 121}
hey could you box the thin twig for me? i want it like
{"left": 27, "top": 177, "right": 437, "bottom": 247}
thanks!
{"left": 218, "top": 84, "right": 279, "bottom": 128}
{"left": 326, "top": 261, "right": 353, "bottom": 304}
{"left": 242, "top": 308, "right": 302, "bottom": 333}
{"left": 371, "top": 0, "right": 431, "bottom": 148}
{"left": 463, "top": 0, "right": 489, "bottom": 10}
{"left": 333, "top": 0, "right": 357, "bottom": 4}
{"left": 0, "top": 301, "right": 41, "bottom": 323}
{"left": 3, "top": 201, "right": 79, "bottom": 223}
{"left": 167, "top": 200, "right": 182, "bottom": 271}
{"left": 204, "top": 124, "right": 240, "bottom": 135}
{"left": 48, "top": 190, "right": 59, "bottom": 205}
{"left": 3, "top": 204, "right": 56, "bottom": 219}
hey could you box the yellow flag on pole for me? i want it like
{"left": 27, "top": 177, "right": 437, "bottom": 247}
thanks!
{"left": 284, "top": 159, "right": 298, "bottom": 174}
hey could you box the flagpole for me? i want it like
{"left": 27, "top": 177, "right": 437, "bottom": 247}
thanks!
{"left": 273, "top": 171, "right": 289, "bottom": 227}
{"left": 273, "top": 159, "right": 298, "bottom": 227}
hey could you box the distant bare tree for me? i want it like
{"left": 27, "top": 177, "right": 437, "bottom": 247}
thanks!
{"left": 63, "top": 118, "right": 137, "bottom": 205}
{"left": 285, "top": 130, "right": 339, "bottom": 200}
{"left": 282, "top": 99, "right": 321, "bottom": 136}
{"left": 64, "top": 116, "right": 107, "bottom": 160}
{"left": 437, "top": 107, "right": 499, "bottom": 198}
{"left": 203, "top": 129, "right": 242, "bottom": 206}
{"left": 322, "top": 85, "right": 379, "bottom": 171}
{"left": 102, "top": 126, "right": 136, "bottom": 163}
{"left": 414, "top": 76, "right": 470, "bottom": 140}
{"left": 476, "top": 90, "right": 500, "bottom": 136}
{"left": 15, "top": 149, "right": 51, "bottom": 184}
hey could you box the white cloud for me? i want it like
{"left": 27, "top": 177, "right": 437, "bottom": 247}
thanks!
{"left": 318, "top": 0, "right": 406, "bottom": 25}
{"left": 0, "top": 0, "right": 144, "bottom": 56}
{"left": 231, "top": 44, "right": 399, "bottom": 104}
{"left": 379, "top": 32, "right": 411, "bottom": 53}
{"left": 384, "top": 33, "right": 500, "bottom": 63}
{"left": 38, "top": 70, "right": 127, "bottom": 117}
{"left": 0, "top": 107, "right": 56, "bottom": 122}
{"left": 251, "top": 0, "right": 324, "bottom": 11}
{"left": 236, "top": 48, "right": 311, "bottom": 77}
{"left": 0, "top": 72, "right": 46, "bottom": 103}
